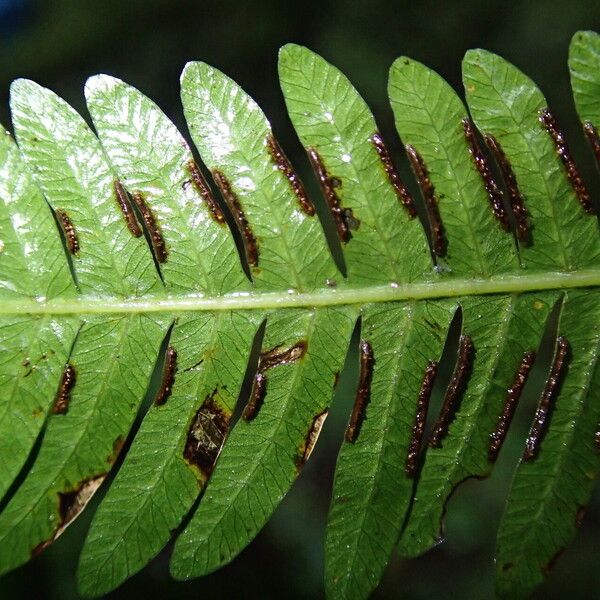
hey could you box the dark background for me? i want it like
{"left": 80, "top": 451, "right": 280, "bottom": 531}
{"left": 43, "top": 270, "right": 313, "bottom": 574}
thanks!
{"left": 1, "top": 0, "right": 600, "bottom": 598}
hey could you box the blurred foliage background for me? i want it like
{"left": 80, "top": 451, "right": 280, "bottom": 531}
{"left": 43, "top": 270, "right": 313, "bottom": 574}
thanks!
{"left": 1, "top": 0, "right": 600, "bottom": 598}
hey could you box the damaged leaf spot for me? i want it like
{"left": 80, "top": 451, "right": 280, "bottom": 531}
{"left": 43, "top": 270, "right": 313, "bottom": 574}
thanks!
{"left": 370, "top": 131, "right": 417, "bottom": 218}
{"left": 406, "top": 360, "right": 438, "bottom": 477}
{"left": 295, "top": 410, "right": 328, "bottom": 469}
{"left": 583, "top": 121, "right": 600, "bottom": 170}
{"left": 405, "top": 144, "right": 446, "bottom": 257}
{"left": 523, "top": 336, "right": 569, "bottom": 461}
{"left": 186, "top": 160, "right": 226, "bottom": 224}
{"left": 131, "top": 191, "right": 168, "bottom": 262}
{"left": 154, "top": 346, "right": 177, "bottom": 406}
{"left": 56, "top": 210, "right": 80, "bottom": 255}
{"left": 484, "top": 134, "right": 531, "bottom": 244}
{"left": 52, "top": 363, "right": 76, "bottom": 415}
{"left": 32, "top": 474, "right": 106, "bottom": 558}
{"left": 113, "top": 180, "right": 143, "bottom": 237}
{"left": 212, "top": 169, "right": 259, "bottom": 266}
{"left": 462, "top": 118, "right": 510, "bottom": 232}
{"left": 306, "top": 147, "right": 352, "bottom": 243}
{"left": 488, "top": 350, "right": 536, "bottom": 462}
{"left": 429, "top": 334, "right": 475, "bottom": 448}
{"left": 183, "top": 389, "right": 230, "bottom": 478}
{"left": 266, "top": 134, "right": 316, "bottom": 216}
{"left": 345, "top": 340, "right": 374, "bottom": 443}
{"left": 539, "top": 108, "right": 595, "bottom": 215}
{"left": 242, "top": 341, "right": 309, "bottom": 421}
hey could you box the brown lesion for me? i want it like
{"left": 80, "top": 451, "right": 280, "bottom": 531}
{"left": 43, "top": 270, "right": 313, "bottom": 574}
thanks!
{"left": 242, "top": 340, "right": 309, "bottom": 422}
{"left": 186, "top": 160, "right": 226, "bottom": 224}
{"left": 154, "top": 346, "right": 177, "bottom": 406}
{"left": 52, "top": 364, "right": 76, "bottom": 415}
{"left": 212, "top": 169, "right": 259, "bottom": 266}
{"left": 55, "top": 210, "right": 80, "bottom": 255}
{"left": 461, "top": 118, "right": 510, "bottom": 232}
{"left": 131, "top": 191, "right": 168, "bottom": 263}
{"left": 405, "top": 144, "right": 447, "bottom": 257}
{"left": 523, "top": 336, "right": 569, "bottom": 461}
{"left": 539, "top": 108, "right": 595, "bottom": 215}
{"left": 543, "top": 548, "right": 565, "bottom": 575}
{"left": 266, "top": 134, "right": 316, "bottom": 216}
{"left": 345, "top": 340, "right": 374, "bottom": 443}
{"left": 107, "top": 435, "right": 125, "bottom": 464}
{"left": 406, "top": 360, "right": 438, "bottom": 477}
{"left": 484, "top": 134, "right": 531, "bottom": 244}
{"left": 31, "top": 473, "right": 106, "bottom": 558}
{"left": 370, "top": 131, "right": 417, "bottom": 218}
{"left": 583, "top": 121, "right": 600, "bottom": 169}
{"left": 488, "top": 350, "right": 536, "bottom": 462}
{"left": 113, "top": 180, "right": 143, "bottom": 237}
{"left": 183, "top": 388, "right": 231, "bottom": 478}
{"left": 306, "top": 147, "right": 355, "bottom": 243}
{"left": 294, "top": 410, "right": 328, "bottom": 469}
{"left": 429, "top": 334, "right": 475, "bottom": 448}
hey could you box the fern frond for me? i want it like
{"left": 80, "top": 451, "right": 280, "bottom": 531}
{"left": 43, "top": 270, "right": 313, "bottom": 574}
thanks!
{"left": 0, "top": 30, "right": 599, "bottom": 600}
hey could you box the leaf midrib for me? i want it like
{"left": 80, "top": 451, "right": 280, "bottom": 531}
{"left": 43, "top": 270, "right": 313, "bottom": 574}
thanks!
{"left": 1, "top": 268, "right": 599, "bottom": 315}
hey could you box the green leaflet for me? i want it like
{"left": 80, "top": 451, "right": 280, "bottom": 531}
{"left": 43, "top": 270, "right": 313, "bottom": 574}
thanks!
{"left": 85, "top": 75, "right": 247, "bottom": 295}
{"left": 569, "top": 31, "right": 600, "bottom": 128}
{"left": 463, "top": 49, "right": 600, "bottom": 271}
{"left": 495, "top": 289, "right": 600, "bottom": 599}
{"left": 77, "top": 311, "right": 261, "bottom": 596}
{"left": 398, "top": 292, "right": 558, "bottom": 557}
{"left": 388, "top": 56, "right": 518, "bottom": 277}
{"left": 0, "top": 314, "right": 168, "bottom": 575}
{"left": 170, "top": 306, "right": 356, "bottom": 579}
{"left": 180, "top": 61, "right": 338, "bottom": 291}
{"left": 278, "top": 44, "right": 432, "bottom": 284}
{"left": 0, "top": 31, "right": 598, "bottom": 600}
{"left": 325, "top": 300, "right": 455, "bottom": 600}
{"left": 10, "top": 80, "right": 160, "bottom": 296}
{"left": 0, "top": 128, "right": 74, "bottom": 300}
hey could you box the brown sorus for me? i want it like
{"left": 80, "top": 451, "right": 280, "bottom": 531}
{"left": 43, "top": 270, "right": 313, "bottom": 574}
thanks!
{"left": 113, "top": 180, "right": 143, "bottom": 237}
{"left": 306, "top": 147, "right": 351, "bottom": 243}
{"left": 484, "top": 134, "right": 531, "bottom": 243}
{"left": 462, "top": 118, "right": 510, "bottom": 231}
{"left": 429, "top": 334, "right": 475, "bottom": 448}
{"left": 56, "top": 210, "right": 80, "bottom": 255}
{"left": 523, "top": 336, "right": 569, "bottom": 461}
{"left": 186, "top": 160, "right": 226, "bottom": 224}
{"left": 405, "top": 144, "right": 446, "bottom": 256}
{"left": 212, "top": 169, "right": 259, "bottom": 266}
{"left": 488, "top": 350, "right": 536, "bottom": 462}
{"left": 183, "top": 389, "right": 230, "bottom": 477}
{"left": 583, "top": 121, "right": 600, "bottom": 170}
{"left": 370, "top": 131, "right": 417, "bottom": 218}
{"left": 345, "top": 340, "right": 374, "bottom": 443}
{"left": 131, "top": 191, "right": 168, "bottom": 263}
{"left": 242, "top": 372, "right": 267, "bottom": 421}
{"left": 266, "top": 134, "right": 315, "bottom": 216}
{"left": 52, "top": 364, "right": 76, "bottom": 415}
{"left": 539, "top": 108, "right": 595, "bottom": 215}
{"left": 406, "top": 360, "right": 438, "bottom": 476}
{"left": 154, "top": 346, "right": 177, "bottom": 406}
